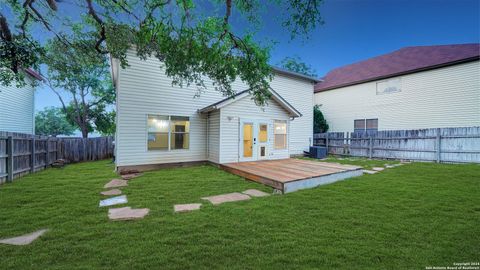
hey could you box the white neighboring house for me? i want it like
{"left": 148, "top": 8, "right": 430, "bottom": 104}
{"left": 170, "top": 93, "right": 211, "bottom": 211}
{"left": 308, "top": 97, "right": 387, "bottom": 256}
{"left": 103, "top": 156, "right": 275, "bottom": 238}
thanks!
{"left": 110, "top": 50, "right": 318, "bottom": 172}
{"left": 314, "top": 44, "right": 480, "bottom": 133}
{"left": 0, "top": 69, "right": 42, "bottom": 134}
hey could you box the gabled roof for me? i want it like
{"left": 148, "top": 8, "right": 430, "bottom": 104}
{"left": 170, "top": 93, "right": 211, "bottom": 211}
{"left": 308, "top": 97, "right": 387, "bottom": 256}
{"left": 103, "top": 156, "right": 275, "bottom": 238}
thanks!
{"left": 198, "top": 88, "right": 302, "bottom": 118}
{"left": 315, "top": 43, "right": 480, "bottom": 93}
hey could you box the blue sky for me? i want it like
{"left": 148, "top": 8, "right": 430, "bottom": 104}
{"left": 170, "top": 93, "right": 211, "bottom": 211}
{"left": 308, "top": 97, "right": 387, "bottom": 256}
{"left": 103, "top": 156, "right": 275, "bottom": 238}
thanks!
{"left": 34, "top": 0, "right": 480, "bottom": 111}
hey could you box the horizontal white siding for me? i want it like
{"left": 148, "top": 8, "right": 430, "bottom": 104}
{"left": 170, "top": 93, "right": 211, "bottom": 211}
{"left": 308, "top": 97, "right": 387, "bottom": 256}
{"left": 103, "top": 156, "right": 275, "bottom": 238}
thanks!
{"left": 219, "top": 96, "right": 290, "bottom": 163}
{"left": 315, "top": 61, "right": 480, "bottom": 132}
{"left": 0, "top": 80, "right": 35, "bottom": 134}
{"left": 116, "top": 50, "right": 314, "bottom": 167}
{"left": 270, "top": 75, "right": 315, "bottom": 155}
{"left": 207, "top": 110, "right": 220, "bottom": 163}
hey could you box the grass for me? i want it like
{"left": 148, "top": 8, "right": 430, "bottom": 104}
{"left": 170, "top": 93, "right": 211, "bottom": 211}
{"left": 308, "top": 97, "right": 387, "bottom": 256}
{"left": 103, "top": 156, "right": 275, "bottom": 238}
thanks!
{"left": 0, "top": 158, "right": 479, "bottom": 269}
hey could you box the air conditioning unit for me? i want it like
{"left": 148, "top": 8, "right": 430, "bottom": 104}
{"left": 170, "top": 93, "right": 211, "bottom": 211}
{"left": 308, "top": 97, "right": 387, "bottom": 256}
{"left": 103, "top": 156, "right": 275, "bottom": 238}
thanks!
{"left": 309, "top": 146, "right": 327, "bottom": 159}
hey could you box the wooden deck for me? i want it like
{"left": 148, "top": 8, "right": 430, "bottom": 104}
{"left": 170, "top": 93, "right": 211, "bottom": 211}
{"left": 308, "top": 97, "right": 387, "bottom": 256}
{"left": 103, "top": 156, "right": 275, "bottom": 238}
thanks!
{"left": 220, "top": 159, "right": 363, "bottom": 193}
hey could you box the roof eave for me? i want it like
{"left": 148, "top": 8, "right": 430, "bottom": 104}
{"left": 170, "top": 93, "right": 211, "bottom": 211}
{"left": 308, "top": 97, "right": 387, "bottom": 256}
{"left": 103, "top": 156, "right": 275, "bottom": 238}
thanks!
{"left": 315, "top": 55, "right": 480, "bottom": 93}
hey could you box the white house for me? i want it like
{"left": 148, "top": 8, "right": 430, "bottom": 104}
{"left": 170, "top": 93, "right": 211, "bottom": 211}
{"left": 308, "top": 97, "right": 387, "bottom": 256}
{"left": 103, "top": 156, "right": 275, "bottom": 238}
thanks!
{"left": 111, "top": 50, "right": 318, "bottom": 172}
{"left": 314, "top": 44, "right": 480, "bottom": 133}
{"left": 0, "top": 69, "right": 42, "bottom": 134}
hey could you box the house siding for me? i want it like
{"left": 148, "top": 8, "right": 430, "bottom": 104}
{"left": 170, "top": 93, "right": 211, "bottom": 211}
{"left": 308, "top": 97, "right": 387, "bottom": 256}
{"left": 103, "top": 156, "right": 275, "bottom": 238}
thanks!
{"left": 115, "top": 50, "right": 314, "bottom": 167}
{"left": 270, "top": 75, "right": 314, "bottom": 155}
{"left": 0, "top": 80, "right": 35, "bottom": 134}
{"left": 219, "top": 95, "right": 291, "bottom": 163}
{"left": 207, "top": 110, "right": 220, "bottom": 163}
{"left": 314, "top": 61, "right": 480, "bottom": 132}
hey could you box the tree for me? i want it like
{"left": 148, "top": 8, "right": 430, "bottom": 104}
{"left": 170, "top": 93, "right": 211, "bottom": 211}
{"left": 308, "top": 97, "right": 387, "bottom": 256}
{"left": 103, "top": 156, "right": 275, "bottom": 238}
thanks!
{"left": 35, "top": 107, "right": 76, "bottom": 137}
{"left": 43, "top": 32, "right": 115, "bottom": 138}
{"left": 1, "top": 0, "right": 324, "bottom": 105}
{"left": 279, "top": 56, "right": 318, "bottom": 77}
{"left": 314, "top": 105, "right": 329, "bottom": 133}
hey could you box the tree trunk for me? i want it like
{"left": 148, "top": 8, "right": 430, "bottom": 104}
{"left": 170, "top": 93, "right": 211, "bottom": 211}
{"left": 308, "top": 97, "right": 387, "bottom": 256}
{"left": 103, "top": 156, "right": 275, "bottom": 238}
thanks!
{"left": 81, "top": 126, "right": 89, "bottom": 138}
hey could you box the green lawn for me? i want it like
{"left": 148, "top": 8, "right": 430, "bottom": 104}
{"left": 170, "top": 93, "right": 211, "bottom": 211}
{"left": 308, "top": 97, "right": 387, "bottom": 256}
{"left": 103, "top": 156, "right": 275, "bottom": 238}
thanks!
{"left": 0, "top": 158, "right": 479, "bottom": 269}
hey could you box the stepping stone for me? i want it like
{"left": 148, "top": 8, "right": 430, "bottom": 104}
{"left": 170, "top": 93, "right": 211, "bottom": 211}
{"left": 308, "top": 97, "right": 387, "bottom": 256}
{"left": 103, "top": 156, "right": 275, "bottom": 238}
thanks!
{"left": 363, "top": 170, "right": 377, "bottom": 174}
{"left": 108, "top": 207, "right": 150, "bottom": 221}
{"left": 202, "top": 192, "right": 251, "bottom": 205}
{"left": 121, "top": 173, "right": 143, "bottom": 180}
{"left": 242, "top": 189, "right": 270, "bottom": 197}
{"left": 99, "top": 195, "right": 128, "bottom": 207}
{"left": 385, "top": 164, "right": 395, "bottom": 168}
{"left": 174, "top": 203, "right": 202, "bottom": 213}
{"left": 0, "top": 229, "right": 48, "bottom": 246}
{"left": 104, "top": 179, "right": 128, "bottom": 189}
{"left": 100, "top": 189, "right": 122, "bottom": 196}
{"left": 372, "top": 167, "right": 385, "bottom": 171}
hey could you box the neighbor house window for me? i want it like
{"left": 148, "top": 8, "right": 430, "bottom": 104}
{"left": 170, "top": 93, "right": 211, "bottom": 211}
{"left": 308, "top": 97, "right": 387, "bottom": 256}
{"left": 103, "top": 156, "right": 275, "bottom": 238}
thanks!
{"left": 274, "top": 120, "right": 287, "bottom": 149}
{"left": 354, "top": 118, "right": 378, "bottom": 133}
{"left": 366, "top": 119, "right": 378, "bottom": 132}
{"left": 147, "top": 115, "right": 190, "bottom": 150}
{"left": 354, "top": 119, "right": 365, "bottom": 133}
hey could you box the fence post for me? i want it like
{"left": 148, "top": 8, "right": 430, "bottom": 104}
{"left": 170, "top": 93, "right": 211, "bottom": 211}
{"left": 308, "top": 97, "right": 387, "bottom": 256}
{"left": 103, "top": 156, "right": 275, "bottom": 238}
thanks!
{"left": 436, "top": 128, "right": 441, "bottom": 163}
{"left": 46, "top": 137, "right": 50, "bottom": 167}
{"left": 325, "top": 133, "right": 329, "bottom": 154}
{"left": 7, "top": 136, "right": 13, "bottom": 182}
{"left": 369, "top": 136, "right": 373, "bottom": 159}
{"left": 30, "top": 137, "right": 35, "bottom": 173}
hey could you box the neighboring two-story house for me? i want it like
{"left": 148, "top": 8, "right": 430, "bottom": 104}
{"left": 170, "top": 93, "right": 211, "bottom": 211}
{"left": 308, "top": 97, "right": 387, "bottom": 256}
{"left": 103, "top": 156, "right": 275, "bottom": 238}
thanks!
{"left": 314, "top": 44, "right": 480, "bottom": 133}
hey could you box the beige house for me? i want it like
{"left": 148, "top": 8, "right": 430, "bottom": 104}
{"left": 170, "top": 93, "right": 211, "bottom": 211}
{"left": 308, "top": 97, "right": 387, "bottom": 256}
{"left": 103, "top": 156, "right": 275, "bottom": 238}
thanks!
{"left": 314, "top": 44, "right": 480, "bottom": 133}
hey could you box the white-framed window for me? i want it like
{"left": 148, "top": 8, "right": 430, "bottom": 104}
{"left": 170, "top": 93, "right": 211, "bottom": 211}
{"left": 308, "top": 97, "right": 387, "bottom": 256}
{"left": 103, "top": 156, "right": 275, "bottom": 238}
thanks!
{"left": 147, "top": 115, "right": 190, "bottom": 150}
{"left": 376, "top": 78, "right": 402, "bottom": 95}
{"left": 354, "top": 118, "right": 378, "bottom": 133}
{"left": 274, "top": 120, "right": 287, "bottom": 149}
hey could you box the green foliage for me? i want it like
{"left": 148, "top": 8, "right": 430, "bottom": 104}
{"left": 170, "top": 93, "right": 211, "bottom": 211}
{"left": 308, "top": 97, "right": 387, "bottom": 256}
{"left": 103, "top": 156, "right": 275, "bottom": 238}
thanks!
{"left": 279, "top": 56, "right": 317, "bottom": 77}
{"left": 313, "top": 104, "right": 328, "bottom": 133}
{"left": 92, "top": 108, "right": 116, "bottom": 136}
{"left": 35, "top": 107, "right": 76, "bottom": 137}
{"left": 43, "top": 30, "right": 115, "bottom": 138}
{"left": 0, "top": 0, "right": 324, "bottom": 104}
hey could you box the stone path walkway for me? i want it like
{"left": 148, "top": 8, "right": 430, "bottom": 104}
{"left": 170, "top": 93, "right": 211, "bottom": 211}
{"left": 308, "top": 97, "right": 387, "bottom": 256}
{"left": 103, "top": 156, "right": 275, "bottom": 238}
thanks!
{"left": 202, "top": 192, "right": 251, "bottom": 205}
{"left": 108, "top": 207, "right": 150, "bottom": 221}
{"left": 101, "top": 172, "right": 150, "bottom": 221}
{"left": 362, "top": 162, "right": 405, "bottom": 175}
{"left": 0, "top": 229, "right": 48, "bottom": 246}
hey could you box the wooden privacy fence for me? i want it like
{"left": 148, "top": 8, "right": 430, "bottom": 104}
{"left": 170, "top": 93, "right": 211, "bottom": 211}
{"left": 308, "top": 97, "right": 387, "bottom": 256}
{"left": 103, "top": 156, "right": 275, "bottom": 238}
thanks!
{"left": 313, "top": 126, "right": 480, "bottom": 163}
{"left": 0, "top": 132, "right": 114, "bottom": 184}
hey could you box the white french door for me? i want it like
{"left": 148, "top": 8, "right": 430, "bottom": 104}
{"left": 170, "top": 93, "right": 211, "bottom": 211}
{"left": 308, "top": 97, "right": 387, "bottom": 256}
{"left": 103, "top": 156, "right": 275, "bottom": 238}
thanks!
{"left": 239, "top": 119, "right": 270, "bottom": 162}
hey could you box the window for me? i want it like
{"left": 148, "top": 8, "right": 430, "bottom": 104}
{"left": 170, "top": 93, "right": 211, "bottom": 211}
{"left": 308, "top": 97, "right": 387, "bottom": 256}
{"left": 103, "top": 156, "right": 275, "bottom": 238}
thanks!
{"left": 147, "top": 115, "right": 190, "bottom": 150}
{"left": 354, "top": 118, "right": 378, "bottom": 133}
{"left": 274, "top": 120, "right": 287, "bottom": 149}
{"left": 354, "top": 119, "right": 365, "bottom": 133}
{"left": 258, "top": 124, "right": 268, "bottom": 143}
{"left": 366, "top": 119, "right": 378, "bottom": 131}
{"left": 376, "top": 78, "right": 401, "bottom": 95}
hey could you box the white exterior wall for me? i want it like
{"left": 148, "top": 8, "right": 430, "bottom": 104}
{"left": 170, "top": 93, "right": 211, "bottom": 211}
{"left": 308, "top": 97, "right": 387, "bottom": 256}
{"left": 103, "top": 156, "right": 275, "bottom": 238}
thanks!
{"left": 0, "top": 80, "right": 35, "bottom": 134}
{"left": 219, "top": 95, "right": 291, "bottom": 163}
{"left": 115, "top": 51, "right": 314, "bottom": 167}
{"left": 207, "top": 110, "right": 220, "bottom": 163}
{"left": 270, "top": 75, "right": 314, "bottom": 155}
{"left": 315, "top": 61, "right": 480, "bottom": 132}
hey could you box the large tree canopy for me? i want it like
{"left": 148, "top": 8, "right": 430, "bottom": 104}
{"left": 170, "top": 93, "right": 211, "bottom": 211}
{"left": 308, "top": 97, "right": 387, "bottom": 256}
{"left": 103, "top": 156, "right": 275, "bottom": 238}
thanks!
{"left": 0, "top": 0, "right": 323, "bottom": 104}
